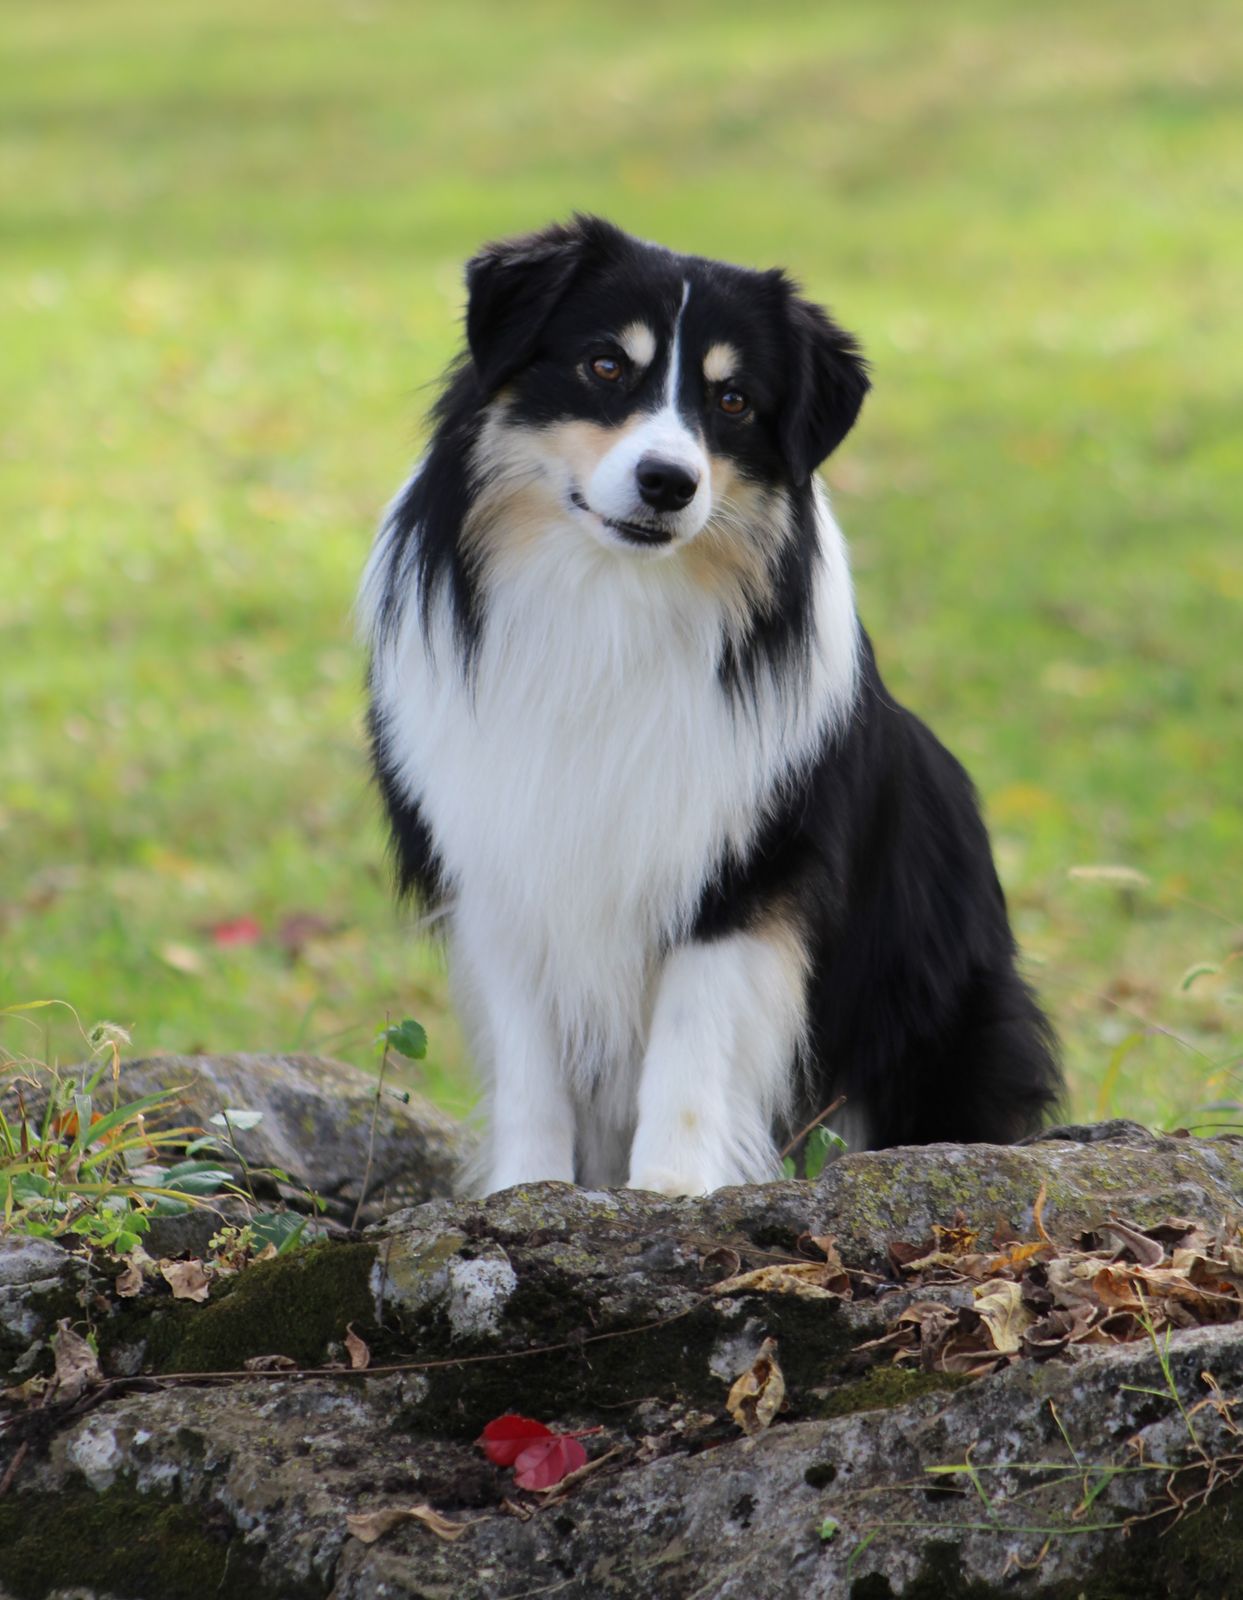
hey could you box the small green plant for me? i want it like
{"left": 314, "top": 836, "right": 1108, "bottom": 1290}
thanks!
{"left": 0, "top": 1006, "right": 229, "bottom": 1252}
{"left": 1, "top": 1002, "right": 319, "bottom": 1259}
{"left": 782, "top": 1124, "right": 848, "bottom": 1181}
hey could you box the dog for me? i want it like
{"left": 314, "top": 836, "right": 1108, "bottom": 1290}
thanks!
{"left": 359, "top": 215, "right": 1061, "bottom": 1197}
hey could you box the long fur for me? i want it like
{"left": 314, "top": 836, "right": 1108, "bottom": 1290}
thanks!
{"left": 360, "top": 215, "right": 1061, "bottom": 1196}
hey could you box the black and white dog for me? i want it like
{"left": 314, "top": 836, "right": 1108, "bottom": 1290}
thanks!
{"left": 360, "top": 215, "right": 1061, "bottom": 1196}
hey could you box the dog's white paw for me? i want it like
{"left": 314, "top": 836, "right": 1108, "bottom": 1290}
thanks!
{"left": 627, "top": 1166, "right": 715, "bottom": 1198}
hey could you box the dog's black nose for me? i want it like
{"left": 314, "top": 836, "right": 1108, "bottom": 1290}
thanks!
{"left": 635, "top": 457, "right": 699, "bottom": 512}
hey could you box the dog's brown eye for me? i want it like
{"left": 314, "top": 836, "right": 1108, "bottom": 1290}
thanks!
{"left": 590, "top": 355, "right": 624, "bottom": 383}
{"left": 719, "top": 388, "right": 749, "bottom": 416}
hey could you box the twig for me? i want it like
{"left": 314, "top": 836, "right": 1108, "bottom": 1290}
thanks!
{"left": 0, "top": 1440, "right": 29, "bottom": 1497}
{"left": 352, "top": 1035, "right": 390, "bottom": 1232}
{"left": 779, "top": 1095, "right": 846, "bottom": 1160}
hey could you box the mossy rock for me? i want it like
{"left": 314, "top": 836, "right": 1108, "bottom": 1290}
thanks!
{"left": 0, "top": 1485, "right": 323, "bottom": 1600}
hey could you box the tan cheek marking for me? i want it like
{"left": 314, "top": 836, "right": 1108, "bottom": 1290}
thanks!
{"left": 552, "top": 417, "right": 638, "bottom": 484}
{"left": 618, "top": 321, "right": 657, "bottom": 370}
{"left": 462, "top": 410, "right": 651, "bottom": 572}
{"left": 679, "top": 458, "right": 791, "bottom": 628}
{"left": 703, "top": 342, "right": 740, "bottom": 384}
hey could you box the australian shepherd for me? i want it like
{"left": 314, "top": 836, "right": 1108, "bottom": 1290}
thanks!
{"left": 359, "top": 215, "right": 1061, "bottom": 1197}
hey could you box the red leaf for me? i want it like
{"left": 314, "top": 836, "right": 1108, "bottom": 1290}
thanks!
{"left": 210, "top": 916, "right": 262, "bottom": 948}
{"left": 476, "top": 1414, "right": 553, "bottom": 1466}
{"left": 513, "top": 1435, "right": 588, "bottom": 1490}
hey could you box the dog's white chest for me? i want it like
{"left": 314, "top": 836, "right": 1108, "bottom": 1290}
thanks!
{"left": 383, "top": 571, "right": 770, "bottom": 1041}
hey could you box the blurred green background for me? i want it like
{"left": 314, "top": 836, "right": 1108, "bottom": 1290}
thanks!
{"left": 2, "top": 0, "right": 1240, "bottom": 1127}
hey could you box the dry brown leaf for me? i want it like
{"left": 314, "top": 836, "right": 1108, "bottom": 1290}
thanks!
{"left": 973, "top": 1279, "right": 1035, "bottom": 1354}
{"left": 1, "top": 1373, "right": 49, "bottom": 1407}
{"left": 932, "top": 1218, "right": 980, "bottom": 1256}
{"left": 346, "top": 1504, "right": 471, "bottom": 1544}
{"left": 891, "top": 1248, "right": 966, "bottom": 1277}
{"left": 701, "top": 1245, "right": 742, "bottom": 1281}
{"left": 888, "top": 1237, "right": 936, "bottom": 1271}
{"left": 114, "top": 1261, "right": 144, "bottom": 1298}
{"left": 1021, "top": 1303, "right": 1096, "bottom": 1359}
{"left": 1043, "top": 1256, "right": 1106, "bottom": 1311}
{"left": 51, "top": 1319, "right": 102, "bottom": 1401}
{"left": 726, "top": 1337, "right": 785, "bottom": 1437}
{"left": 983, "top": 1240, "right": 1051, "bottom": 1275}
{"left": 714, "top": 1261, "right": 849, "bottom": 1301}
{"left": 344, "top": 1323, "right": 371, "bottom": 1371}
{"left": 160, "top": 1259, "right": 211, "bottom": 1303}
{"left": 1032, "top": 1180, "right": 1053, "bottom": 1246}
{"left": 1098, "top": 1219, "right": 1166, "bottom": 1269}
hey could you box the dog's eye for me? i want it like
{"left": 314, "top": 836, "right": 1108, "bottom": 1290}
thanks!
{"left": 590, "top": 355, "right": 625, "bottom": 383}
{"left": 719, "top": 388, "right": 749, "bottom": 417}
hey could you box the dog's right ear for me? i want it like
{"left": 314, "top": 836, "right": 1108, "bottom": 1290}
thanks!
{"left": 465, "top": 216, "right": 620, "bottom": 395}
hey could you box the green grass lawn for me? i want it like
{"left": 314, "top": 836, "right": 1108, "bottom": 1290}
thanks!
{"left": 2, "top": 0, "right": 1240, "bottom": 1129}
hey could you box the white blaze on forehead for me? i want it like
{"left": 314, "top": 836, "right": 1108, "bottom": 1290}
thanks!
{"left": 703, "top": 342, "right": 739, "bottom": 384}
{"left": 617, "top": 321, "right": 657, "bottom": 369}
{"left": 664, "top": 280, "right": 692, "bottom": 410}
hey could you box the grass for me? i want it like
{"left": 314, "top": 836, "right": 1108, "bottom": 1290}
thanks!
{"left": 1, "top": 0, "right": 1240, "bottom": 1127}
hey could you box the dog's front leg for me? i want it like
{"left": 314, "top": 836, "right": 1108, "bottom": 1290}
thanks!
{"left": 627, "top": 931, "right": 805, "bottom": 1197}
{"left": 458, "top": 921, "right": 576, "bottom": 1194}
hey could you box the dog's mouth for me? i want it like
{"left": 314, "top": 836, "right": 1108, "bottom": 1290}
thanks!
{"left": 569, "top": 490, "right": 675, "bottom": 548}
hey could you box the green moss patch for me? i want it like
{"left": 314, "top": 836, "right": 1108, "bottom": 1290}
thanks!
{"left": 141, "top": 1239, "right": 378, "bottom": 1373}
{"left": 813, "top": 1365, "right": 973, "bottom": 1420}
{"left": 0, "top": 1485, "right": 323, "bottom": 1600}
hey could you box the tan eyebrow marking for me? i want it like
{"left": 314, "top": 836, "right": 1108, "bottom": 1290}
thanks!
{"left": 617, "top": 321, "right": 657, "bottom": 368}
{"left": 703, "top": 342, "right": 739, "bottom": 384}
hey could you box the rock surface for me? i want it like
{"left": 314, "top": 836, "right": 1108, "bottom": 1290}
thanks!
{"left": 2, "top": 1124, "right": 1242, "bottom": 1599}
{"left": 109, "top": 1053, "right": 470, "bottom": 1224}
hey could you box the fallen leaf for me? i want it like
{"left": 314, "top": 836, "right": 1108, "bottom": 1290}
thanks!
{"left": 346, "top": 1504, "right": 471, "bottom": 1544}
{"left": 983, "top": 1240, "right": 1051, "bottom": 1275}
{"left": 51, "top": 1320, "right": 101, "bottom": 1401}
{"left": 973, "top": 1279, "right": 1035, "bottom": 1354}
{"left": 476, "top": 1413, "right": 554, "bottom": 1467}
{"left": 345, "top": 1323, "right": 371, "bottom": 1371}
{"left": 276, "top": 911, "right": 336, "bottom": 958}
{"left": 701, "top": 1245, "right": 742, "bottom": 1281}
{"left": 888, "top": 1237, "right": 936, "bottom": 1271}
{"left": 714, "top": 1261, "right": 850, "bottom": 1300}
{"left": 209, "top": 915, "right": 262, "bottom": 948}
{"left": 160, "top": 1259, "right": 211, "bottom": 1303}
{"left": 726, "top": 1337, "right": 785, "bottom": 1437}
{"left": 532, "top": 1443, "right": 625, "bottom": 1498}
{"left": 513, "top": 1434, "right": 589, "bottom": 1490}
{"left": 157, "top": 941, "right": 204, "bottom": 976}
{"left": 1, "top": 1374, "right": 49, "bottom": 1407}
{"left": 1032, "top": 1180, "right": 1053, "bottom": 1246}
{"left": 114, "top": 1261, "right": 143, "bottom": 1298}
{"left": 1098, "top": 1219, "right": 1166, "bottom": 1269}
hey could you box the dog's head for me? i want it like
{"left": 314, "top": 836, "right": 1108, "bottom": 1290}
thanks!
{"left": 462, "top": 215, "right": 868, "bottom": 560}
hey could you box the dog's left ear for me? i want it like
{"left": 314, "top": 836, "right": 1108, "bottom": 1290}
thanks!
{"left": 465, "top": 216, "right": 620, "bottom": 394}
{"left": 779, "top": 295, "right": 870, "bottom": 485}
